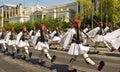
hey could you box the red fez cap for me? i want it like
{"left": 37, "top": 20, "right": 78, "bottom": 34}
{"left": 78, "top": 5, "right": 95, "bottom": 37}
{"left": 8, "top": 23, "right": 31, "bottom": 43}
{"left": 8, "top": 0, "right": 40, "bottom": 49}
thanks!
{"left": 98, "top": 21, "right": 103, "bottom": 25}
{"left": 107, "top": 22, "right": 111, "bottom": 25}
{"left": 55, "top": 26, "right": 59, "bottom": 28}
{"left": 48, "top": 26, "right": 50, "bottom": 28}
{"left": 74, "top": 19, "right": 81, "bottom": 24}
{"left": 39, "top": 23, "right": 45, "bottom": 28}
{"left": 2, "top": 27, "right": 5, "bottom": 30}
{"left": 22, "top": 26, "right": 26, "bottom": 29}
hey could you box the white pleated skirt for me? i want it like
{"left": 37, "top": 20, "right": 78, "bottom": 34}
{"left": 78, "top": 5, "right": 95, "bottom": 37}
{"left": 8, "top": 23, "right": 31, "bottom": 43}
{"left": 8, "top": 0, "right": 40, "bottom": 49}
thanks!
{"left": 35, "top": 41, "right": 49, "bottom": 50}
{"left": 0, "top": 39, "right": 6, "bottom": 44}
{"left": 7, "top": 40, "right": 16, "bottom": 45}
{"left": 111, "top": 38, "right": 120, "bottom": 49}
{"left": 68, "top": 43, "right": 90, "bottom": 55}
{"left": 52, "top": 36, "right": 61, "bottom": 43}
{"left": 94, "top": 35, "right": 104, "bottom": 42}
{"left": 17, "top": 40, "right": 29, "bottom": 47}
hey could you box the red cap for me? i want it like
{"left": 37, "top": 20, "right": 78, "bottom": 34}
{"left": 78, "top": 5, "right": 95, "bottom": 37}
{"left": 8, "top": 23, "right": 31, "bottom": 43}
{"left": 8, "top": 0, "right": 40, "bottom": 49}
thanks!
{"left": 55, "top": 26, "right": 60, "bottom": 29}
{"left": 11, "top": 26, "right": 14, "bottom": 30}
{"left": 22, "top": 26, "right": 26, "bottom": 29}
{"left": 98, "top": 21, "right": 103, "bottom": 25}
{"left": 74, "top": 19, "right": 81, "bottom": 24}
{"left": 48, "top": 26, "right": 50, "bottom": 28}
{"left": 107, "top": 22, "right": 111, "bottom": 25}
{"left": 39, "top": 23, "right": 45, "bottom": 28}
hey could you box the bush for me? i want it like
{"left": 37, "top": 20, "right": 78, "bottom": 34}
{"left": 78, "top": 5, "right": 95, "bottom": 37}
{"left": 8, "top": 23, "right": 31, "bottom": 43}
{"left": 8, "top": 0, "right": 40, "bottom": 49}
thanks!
{"left": 3, "top": 18, "right": 71, "bottom": 32}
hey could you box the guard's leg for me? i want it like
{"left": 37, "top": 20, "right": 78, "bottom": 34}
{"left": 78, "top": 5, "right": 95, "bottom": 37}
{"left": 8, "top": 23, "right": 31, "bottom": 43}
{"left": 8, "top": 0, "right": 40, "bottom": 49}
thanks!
{"left": 68, "top": 55, "right": 78, "bottom": 72}
{"left": 94, "top": 42, "right": 99, "bottom": 54}
{"left": 11, "top": 44, "right": 17, "bottom": 58}
{"left": 43, "top": 48, "right": 56, "bottom": 62}
{"left": 103, "top": 41, "right": 116, "bottom": 52}
{"left": 24, "top": 46, "right": 32, "bottom": 59}
{"left": 38, "top": 50, "right": 45, "bottom": 65}
{"left": 83, "top": 53, "right": 105, "bottom": 71}
{"left": 2, "top": 43, "right": 7, "bottom": 54}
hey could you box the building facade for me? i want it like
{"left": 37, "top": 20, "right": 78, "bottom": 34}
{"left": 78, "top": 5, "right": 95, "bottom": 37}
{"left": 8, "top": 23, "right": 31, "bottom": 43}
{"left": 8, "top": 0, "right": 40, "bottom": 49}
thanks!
{"left": 31, "top": 2, "right": 77, "bottom": 22}
{"left": 0, "top": 1, "right": 99, "bottom": 27}
{"left": 0, "top": 4, "right": 16, "bottom": 27}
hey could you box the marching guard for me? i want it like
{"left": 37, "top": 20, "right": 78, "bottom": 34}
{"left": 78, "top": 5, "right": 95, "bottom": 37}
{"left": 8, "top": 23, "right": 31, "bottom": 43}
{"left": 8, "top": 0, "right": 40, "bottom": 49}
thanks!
{"left": 0, "top": 27, "right": 8, "bottom": 54}
{"left": 7, "top": 26, "right": 18, "bottom": 58}
{"left": 82, "top": 24, "right": 90, "bottom": 45}
{"left": 29, "top": 26, "right": 37, "bottom": 47}
{"left": 67, "top": 19, "right": 105, "bottom": 72}
{"left": 50, "top": 26, "right": 62, "bottom": 43}
{"left": 17, "top": 26, "right": 32, "bottom": 60}
{"left": 35, "top": 24, "right": 56, "bottom": 64}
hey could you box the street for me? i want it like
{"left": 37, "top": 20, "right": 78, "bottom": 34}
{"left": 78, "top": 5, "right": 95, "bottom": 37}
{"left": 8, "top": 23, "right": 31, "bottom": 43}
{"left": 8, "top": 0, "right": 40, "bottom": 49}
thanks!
{"left": 0, "top": 45, "right": 120, "bottom": 72}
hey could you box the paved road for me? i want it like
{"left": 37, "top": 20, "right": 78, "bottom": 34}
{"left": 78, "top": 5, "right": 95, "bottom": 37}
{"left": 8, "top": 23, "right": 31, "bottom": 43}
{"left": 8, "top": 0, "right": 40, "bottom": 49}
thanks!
{"left": 0, "top": 45, "right": 120, "bottom": 72}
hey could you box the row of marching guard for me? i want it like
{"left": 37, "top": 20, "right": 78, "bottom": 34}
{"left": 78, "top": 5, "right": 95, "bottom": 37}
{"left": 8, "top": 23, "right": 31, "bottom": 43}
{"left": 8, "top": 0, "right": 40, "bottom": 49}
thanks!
{"left": 0, "top": 19, "right": 120, "bottom": 72}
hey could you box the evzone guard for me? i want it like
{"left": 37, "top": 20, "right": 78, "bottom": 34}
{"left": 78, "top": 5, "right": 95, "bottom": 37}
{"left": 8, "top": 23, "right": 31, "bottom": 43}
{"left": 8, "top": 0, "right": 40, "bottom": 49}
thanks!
{"left": 60, "top": 24, "right": 75, "bottom": 51}
{"left": 89, "top": 21, "right": 120, "bottom": 53}
{"left": 62, "top": 19, "right": 105, "bottom": 72}
{"left": 29, "top": 26, "right": 37, "bottom": 47}
{"left": 50, "top": 26, "right": 62, "bottom": 44}
{"left": 0, "top": 27, "right": 8, "bottom": 54}
{"left": 7, "top": 26, "right": 18, "bottom": 58}
{"left": 35, "top": 24, "right": 56, "bottom": 64}
{"left": 16, "top": 26, "right": 32, "bottom": 60}
{"left": 82, "top": 24, "right": 90, "bottom": 46}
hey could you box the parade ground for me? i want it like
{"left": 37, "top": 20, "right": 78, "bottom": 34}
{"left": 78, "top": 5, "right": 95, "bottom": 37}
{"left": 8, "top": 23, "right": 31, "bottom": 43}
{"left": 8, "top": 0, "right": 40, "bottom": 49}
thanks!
{"left": 0, "top": 45, "right": 120, "bottom": 72}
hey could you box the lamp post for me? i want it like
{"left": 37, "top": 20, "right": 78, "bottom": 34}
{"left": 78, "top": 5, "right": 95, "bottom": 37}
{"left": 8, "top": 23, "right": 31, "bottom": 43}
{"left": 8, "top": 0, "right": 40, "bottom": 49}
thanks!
{"left": 91, "top": 0, "right": 95, "bottom": 29}
{"left": 100, "top": 0, "right": 102, "bottom": 21}
{"left": 106, "top": 0, "right": 108, "bottom": 26}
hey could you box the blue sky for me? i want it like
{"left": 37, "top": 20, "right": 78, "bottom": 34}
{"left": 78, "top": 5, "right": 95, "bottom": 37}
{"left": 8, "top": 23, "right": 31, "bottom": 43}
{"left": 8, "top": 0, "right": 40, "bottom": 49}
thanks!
{"left": 0, "top": 0, "right": 75, "bottom": 7}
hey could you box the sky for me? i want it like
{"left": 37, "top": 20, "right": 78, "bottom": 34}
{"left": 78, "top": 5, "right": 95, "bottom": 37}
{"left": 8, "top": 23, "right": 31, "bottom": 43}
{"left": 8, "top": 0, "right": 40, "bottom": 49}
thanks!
{"left": 0, "top": 0, "right": 75, "bottom": 7}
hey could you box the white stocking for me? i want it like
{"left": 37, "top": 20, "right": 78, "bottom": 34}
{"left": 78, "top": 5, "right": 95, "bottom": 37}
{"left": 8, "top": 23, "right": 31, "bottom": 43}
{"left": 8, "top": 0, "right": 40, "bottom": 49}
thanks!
{"left": 43, "top": 49, "right": 52, "bottom": 60}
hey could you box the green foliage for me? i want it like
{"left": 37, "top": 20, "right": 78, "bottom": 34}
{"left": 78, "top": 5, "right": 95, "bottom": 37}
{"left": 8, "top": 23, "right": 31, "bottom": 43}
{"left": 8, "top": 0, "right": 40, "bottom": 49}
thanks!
{"left": 98, "top": 0, "right": 120, "bottom": 24}
{"left": 3, "top": 18, "right": 71, "bottom": 32}
{"left": 76, "top": 0, "right": 92, "bottom": 19}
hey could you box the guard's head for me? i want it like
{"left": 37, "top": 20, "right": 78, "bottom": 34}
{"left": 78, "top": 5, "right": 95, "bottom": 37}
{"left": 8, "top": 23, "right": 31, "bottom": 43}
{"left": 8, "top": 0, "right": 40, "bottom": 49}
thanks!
{"left": 32, "top": 26, "right": 36, "bottom": 30}
{"left": 85, "top": 24, "right": 90, "bottom": 28}
{"left": 98, "top": 21, "right": 103, "bottom": 27}
{"left": 11, "top": 26, "right": 15, "bottom": 31}
{"left": 39, "top": 24, "right": 45, "bottom": 30}
{"left": 22, "top": 26, "right": 27, "bottom": 31}
{"left": 2, "top": 27, "right": 5, "bottom": 31}
{"left": 55, "top": 26, "right": 60, "bottom": 30}
{"left": 74, "top": 19, "right": 81, "bottom": 28}
{"left": 107, "top": 22, "right": 111, "bottom": 26}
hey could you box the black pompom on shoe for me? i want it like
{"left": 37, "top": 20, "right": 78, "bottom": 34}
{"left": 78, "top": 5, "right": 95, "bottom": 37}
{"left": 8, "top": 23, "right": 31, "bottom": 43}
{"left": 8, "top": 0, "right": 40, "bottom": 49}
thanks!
{"left": 98, "top": 61, "right": 105, "bottom": 71}
{"left": 22, "top": 55, "right": 26, "bottom": 60}
{"left": 29, "top": 52, "right": 32, "bottom": 58}
{"left": 11, "top": 53, "right": 15, "bottom": 59}
{"left": 51, "top": 55, "right": 56, "bottom": 62}
{"left": 67, "top": 69, "right": 77, "bottom": 72}
{"left": 17, "top": 49, "right": 20, "bottom": 54}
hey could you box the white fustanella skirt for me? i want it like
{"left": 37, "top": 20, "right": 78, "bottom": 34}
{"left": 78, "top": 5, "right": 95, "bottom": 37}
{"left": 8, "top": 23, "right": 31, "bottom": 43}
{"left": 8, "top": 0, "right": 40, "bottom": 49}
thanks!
{"left": 68, "top": 43, "right": 90, "bottom": 55}
{"left": 35, "top": 41, "right": 49, "bottom": 50}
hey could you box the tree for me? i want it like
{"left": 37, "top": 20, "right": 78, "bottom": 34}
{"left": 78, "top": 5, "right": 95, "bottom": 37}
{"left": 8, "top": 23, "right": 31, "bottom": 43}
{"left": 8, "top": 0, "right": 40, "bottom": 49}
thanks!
{"left": 98, "top": 0, "right": 120, "bottom": 25}
{"left": 76, "top": 0, "right": 92, "bottom": 19}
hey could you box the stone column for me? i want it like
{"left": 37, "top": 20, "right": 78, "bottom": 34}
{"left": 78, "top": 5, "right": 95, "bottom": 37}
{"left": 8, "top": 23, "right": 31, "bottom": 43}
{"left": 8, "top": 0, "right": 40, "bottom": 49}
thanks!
{"left": 1, "top": 7, "right": 4, "bottom": 27}
{"left": 8, "top": 7, "right": 10, "bottom": 18}
{"left": 53, "top": 8, "right": 57, "bottom": 19}
{"left": 5, "top": 8, "right": 7, "bottom": 18}
{"left": 66, "top": 8, "right": 69, "bottom": 22}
